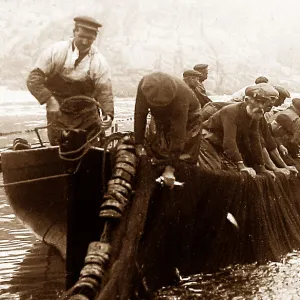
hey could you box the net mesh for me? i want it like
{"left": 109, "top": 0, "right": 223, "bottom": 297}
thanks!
{"left": 97, "top": 158, "right": 300, "bottom": 299}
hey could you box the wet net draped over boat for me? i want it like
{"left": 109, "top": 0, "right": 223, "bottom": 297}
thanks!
{"left": 97, "top": 158, "right": 300, "bottom": 299}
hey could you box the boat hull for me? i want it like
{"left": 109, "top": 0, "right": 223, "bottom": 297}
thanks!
{"left": 1, "top": 146, "right": 110, "bottom": 266}
{"left": 2, "top": 147, "right": 67, "bottom": 258}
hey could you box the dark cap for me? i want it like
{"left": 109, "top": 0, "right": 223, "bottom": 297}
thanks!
{"left": 274, "top": 86, "right": 290, "bottom": 98}
{"left": 292, "top": 98, "right": 300, "bottom": 111}
{"left": 74, "top": 16, "right": 102, "bottom": 32}
{"left": 255, "top": 76, "right": 269, "bottom": 84}
{"left": 276, "top": 114, "right": 294, "bottom": 135}
{"left": 245, "top": 83, "right": 279, "bottom": 101}
{"left": 193, "top": 64, "right": 208, "bottom": 72}
{"left": 183, "top": 69, "right": 202, "bottom": 78}
{"left": 141, "top": 72, "right": 177, "bottom": 107}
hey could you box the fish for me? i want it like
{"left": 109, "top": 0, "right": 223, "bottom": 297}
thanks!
{"left": 226, "top": 212, "right": 239, "bottom": 229}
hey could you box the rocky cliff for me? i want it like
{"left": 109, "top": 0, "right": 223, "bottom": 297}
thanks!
{"left": 1, "top": 0, "right": 300, "bottom": 96}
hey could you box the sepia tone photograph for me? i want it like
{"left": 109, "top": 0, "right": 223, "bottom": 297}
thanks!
{"left": 1, "top": 0, "right": 300, "bottom": 299}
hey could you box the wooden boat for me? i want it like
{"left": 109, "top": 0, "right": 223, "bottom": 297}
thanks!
{"left": 1, "top": 146, "right": 68, "bottom": 259}
{"left": 1, "top": 144, "right": 110, "bottom": 264}
{"left": 3, "top": 132, "right": 300, "bottom": 300}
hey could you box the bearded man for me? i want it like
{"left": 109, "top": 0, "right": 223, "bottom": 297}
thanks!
{"left": 199, "top": 83, "right": 279, "bottom": 177}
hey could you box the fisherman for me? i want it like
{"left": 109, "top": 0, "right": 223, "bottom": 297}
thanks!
{"left": 199, "top": 83, "right": 279, "bottom": 177}
{"left": 231, "top": 76, "right": 269, "bottom": 102}
{"left": 134, "top": 72, "right": 202, "bottom": 164}
{"left": 264, "top": 85, "right": 290, "bottom": 122}
{"left": 255, "top": 85, "right": 298, "bottom": 175}
{"left": 193, "top": 64, "right": 212, "bottom": 107}
{"left": 269, "top": 113, "right": 296, "bottom": 158}
{"left": 27, "top": 16, "right": 114, "bottom": 145}
{"left": 182, "top": 69, "right": 204, "bottom": 106}
{"left": 268, "top": 98, "right": 300, "bottom": 158}
{"left": 259, "top": 113, "right": 297, "bottom": 175}
{"left": 200, "top": 101, "right": 232, "bottom": 122}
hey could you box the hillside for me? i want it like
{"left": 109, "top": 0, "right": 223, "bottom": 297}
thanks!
{"left": 1, "top": 0, "right": 300, "bottom": 96}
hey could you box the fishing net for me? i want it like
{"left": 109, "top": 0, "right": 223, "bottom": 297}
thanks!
{"left": 96, "top": 157, "right": 300, "bottom": 299}
{"left": 48, "top": 95, "right": 103, "bottom": 146}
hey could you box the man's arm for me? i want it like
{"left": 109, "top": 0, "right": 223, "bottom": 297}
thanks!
{"left": 194, "top": 84, "right": 212, "bottom": 106}
{"left": 220, "top": 110, "right": 243, "bottom": 163}
{"left": 260, "top": 118, "right": 277, "bottom": 152}
{"left": 93, "top": 55, "right": 114, "bottom": 119}
{"left": 169, "top": 100, "right": 189, "bottom": 156}
{"left": 134, "top": 80, "right": 149, "bottom": 146}
{"left": 27, "top": 45, "right": 56, "bottom": 105}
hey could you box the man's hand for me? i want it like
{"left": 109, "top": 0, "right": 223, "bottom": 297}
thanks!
{"left": 46, "top": 96, "right": 60, "bottom": 113}
{"left": 240, "top": 167, "right": 256, "bottom": 178}
{"left": 136, "top": 144, "right": 147, "bottom": 157}
{"left": 260, "top": 169, "right": 276, "bottom": 180}
{"left": 278, "top": 144, "right": 289, "bottom": 156}
{"left": 273, "top": 167, "right": 290, "bottom": 176}
{"left": 102, "top": 115, "right": 113, "bottom": 130}
{"left": 161, "top": 165, "right": 176, "bottom": 189}
{"left": 286, "top": 165, "right": 299, "bottom": 175}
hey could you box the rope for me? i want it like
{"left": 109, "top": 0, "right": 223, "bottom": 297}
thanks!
{"left": 62, "top": 95, "right": 101, "bottom": 108}
{"left": 0, "top": 173, "right": 70, "bottom": 188}
{"left": 58, "top": 127, "right": 103, "bottom": 162}
{"left": 0, "top": 116, "right": 137, "bottom": 138}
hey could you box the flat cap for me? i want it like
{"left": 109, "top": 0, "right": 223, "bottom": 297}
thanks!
{"left": 276, "top": 114, "right": 294, "bottom": 135}
{"left": 74, "top": 16, "right": 102, "bottom": 32}
{"left": 292, "top": 98, "right": 300, "bottom": 111}
{"left": 183, "top": 69, "right": 202, "bottom": 78}
{"left": 193, "top": 64, "right": 208, "bottom": 71}
{"left": 141, "top": 72, "right": 177, "bottom": 107}
{"left": 255, "top": 76, "right": 269, "bottom": 84}
{"left": 245, "top": 83, "right": 279, "bottom": 101}
{"left": 274, "top": 86, "right": 291, "bottom": 98}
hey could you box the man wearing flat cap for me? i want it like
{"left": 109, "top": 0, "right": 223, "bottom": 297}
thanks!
{"left": 264, "top": 85, "right": 290, "bottom": 122}
{"left": 193, "top": 64, "right": 212, "bottom": 107}
{"left": 254, "top": 76, "right": 269, "bottom": 84}
{"left": 183, "top": 69, "right": 206, "bottom": 107}
{"left": 199, "top": 83, "right": 280, "bottom": 177}
{"left": 27, "top": 16, "right": 114, "bottom": 145}
{"left": 231, "top": 76, "right": 270, "bottom": 103}
{"left": 268, "top": 98, "right": 300, "bottom": 158}
{"left": 134, "top": 72, "right": 202, "bottom": 164}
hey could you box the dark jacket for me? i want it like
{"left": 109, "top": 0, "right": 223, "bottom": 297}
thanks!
{"left": 134, "top": 76, "right": 202, "bottom": 160}
{"left": 194, "top": 82, "right": 212, "bottom": 107}
{"left": 202, "top": 102, "right": 264, "bottom": 166}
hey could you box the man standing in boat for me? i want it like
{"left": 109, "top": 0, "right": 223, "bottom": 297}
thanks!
{"left": 134, "top": 72, "right": 202, "bottom": 164}
{"left": 27, "top": 16, "right": 114, "bottom": 145}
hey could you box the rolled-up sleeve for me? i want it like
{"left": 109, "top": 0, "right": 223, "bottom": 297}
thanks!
{"left": 92, "top": 54, "right": 114, "bottom": 119}
{"left": 27, "top": 45, "right": 55, "bottom": 105}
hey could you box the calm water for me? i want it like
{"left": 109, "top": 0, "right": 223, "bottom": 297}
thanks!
{"left": 0, "top": 175, "right": 65, "bottom": 300}
{"left": 2, "top": 89, "right": 300, "bottom": 299}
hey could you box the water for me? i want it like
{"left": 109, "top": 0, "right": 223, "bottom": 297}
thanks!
{"left": 2, "top": 89, "right": 300, "bottom": 299}
{"left": 0, "top": 175, "right": 65, "bottom": 300}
